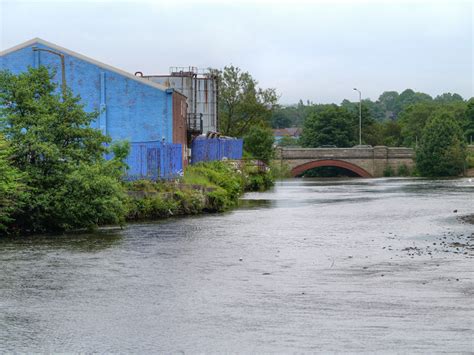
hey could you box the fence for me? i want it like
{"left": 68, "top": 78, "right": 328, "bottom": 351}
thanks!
{"left": 108, "top": 141, "right": 183, "bottom": 181}
{"left": 191, "top": 138, "right": 243, "bottom": 164}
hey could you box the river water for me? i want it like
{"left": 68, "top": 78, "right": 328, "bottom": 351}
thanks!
{"left": 1, "top": 178, "right": 473, "bottom": 353}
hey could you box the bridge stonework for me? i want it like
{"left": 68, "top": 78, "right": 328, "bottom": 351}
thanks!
{"left": 276, "top": 146, "right": 415, "bottom": 178}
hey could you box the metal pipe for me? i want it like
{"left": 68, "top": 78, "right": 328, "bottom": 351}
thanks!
{"left": 353, "top": 88, "right": 362, "bottom": 145}
{"left": 33, "top": 47, "right": 66, "bottom": 98}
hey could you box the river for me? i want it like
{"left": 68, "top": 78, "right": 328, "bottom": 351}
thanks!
{"left": 1, "top": 178, "right": 473, "bottom": 353}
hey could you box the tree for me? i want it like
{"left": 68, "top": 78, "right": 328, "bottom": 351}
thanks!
{"left": 463, "top": 98, "right": 474, "bottom": 143}
{"left": 377, "top": 91, "right": 400, "bottom": 119}
{"left": 0, "top": 67, "right": 127, "bottom": 233}
{"left": 380, "top": 120, "right": 403, "bottom": 146}
{"left": 277, "top": 135, "right": 299, "bottom": 147}
{"left": 271, "top": 107, "right": 292, "bottom": 128}
{"left": 399, "top": 101, "right": 467, "bottom": 147}
{"left": 416, "top": 112, "right": 466, "bottom": 177}
{"left": 300, "top": 105, "right": 355, "bottom": 148}
{"left": 434, "top": 93, "right": 464, "bottom": 104}
{"left": 398, "top": 102, "right": 439, "bottom": 147}
{"left": 218, "top": 66, "right": 278, "bottom": 137}
{"left": 0, "top": 134, "right": 26, "bottom": 232}
{"left": 243, "top": 126, "right": 274, "bottom": 163}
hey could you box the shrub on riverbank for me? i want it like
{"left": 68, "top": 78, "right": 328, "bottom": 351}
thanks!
{"left": 126, "top": 160, "right": 275, "bottom": 220}
{"left": 416, "top": 112, "right": 467, "bottom": 177}
{"left": 0, "top": 135, "right": 27, "bottom": 232}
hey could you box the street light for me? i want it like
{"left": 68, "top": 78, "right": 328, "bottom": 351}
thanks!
{"left": 353, "top": 88, "right": 362, "bottom": 146}
{"left": 32, "top": 47, "right": 66, "bottom": 98}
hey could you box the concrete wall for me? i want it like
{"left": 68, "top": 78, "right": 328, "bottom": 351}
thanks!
{"left": 1, "top": 40, "right": 174, "bottom": 144}
{"left": 278, "top": 146, "right": 415, "bottom": 177}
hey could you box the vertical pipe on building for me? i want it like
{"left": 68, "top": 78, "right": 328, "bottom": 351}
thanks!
{"left": 100, "top": 72, "right": 107, "bottom": 134}
{"left": 215, "top": 74, "right": 219, "bottom": 132}
{"left": 33, "top": 49, "right": 39, "bottom": 68}
{"left": 194, "top": 73, "right": 198, "bottom": 131}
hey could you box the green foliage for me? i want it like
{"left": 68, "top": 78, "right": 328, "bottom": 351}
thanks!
{"left": 398, "top": 101, "right": 467, "bottom": 147}
{"left": 383, "top": 165, "right": 394, "bottom": 177}
{"left": 271, "top": 109, "right": 292, "bottom": 128}
{"left": 0, "top": 67, "right": 127, "bottom": 233}
{"left": 206, "top": 188, "right": 233, "bottom": 212}
{"left": 397, "top": 164, "right": 410, "bottom": 177}
{"left": 0, "top": 135, "right": 27, "bottom": 232}
{"left": 243, "top": 126, "right": 275, "bottom": 163}
{"left": 416, "top": 112, "right": 467, "bottom": 177}
{"left": 269, "top": 160, "right": 291, "bottom": 179}
{"left": 434, "top": 93, "right": 464, "bottom": 104}
{"left": 379, "top": 120, "right": 403, "bottom": 146}
{"left": 270, "top": 100, "right": 312, "bottom": 128}
{"left": 276, "top": 135, "right": 299, "bottom": 147}
{"left": 51, "top": 162, "right": 127, "bottom": 230}
{"left": 467, "top": 152, "right": 474, "bottom": 169}
{"left": 464, "top": 98, "right": 474, "bottom": 143}
{"left": 127, "top": 195, "right": 179, "bottom": 220}
{"left": 173, "top": 189, "right": 205, "bottom": 214}
{"left": 217, "top": 66, "right": 278, "bottom": 137}
{"left": 300, "top": 105, "right": 355, "bottom": 148}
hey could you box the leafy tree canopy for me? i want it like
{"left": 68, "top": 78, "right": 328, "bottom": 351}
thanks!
{"left": 0, "top": 66, "right": 127, "bottom": 233}
{"left": 299, "top": 105, "right": 355, "bottom": 148}
{"left": 217, "top": 65, "right": 278, "bottom": 137}
{"left": 243, "top": 126, "right": 275, "bottom": 163}
{"left": 0, "top": 134, "right": 26, "bottom": 232}
{"left": 416, "top": 112, "right": 467, "bottom": 177}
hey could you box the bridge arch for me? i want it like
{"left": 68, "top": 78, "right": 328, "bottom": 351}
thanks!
{"left": 291, "top": 159, "right": 372, "bottom": 178}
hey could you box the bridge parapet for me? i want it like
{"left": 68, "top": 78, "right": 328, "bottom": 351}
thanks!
{"left": 277, "top": 146, "right": 415, "bottom": 177}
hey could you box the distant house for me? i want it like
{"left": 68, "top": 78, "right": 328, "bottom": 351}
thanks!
{"left": 273, "top": 127, "right": 302, "bottom": 143}
{"left": 0, "top": 38, "right": 188, "bottom": 177}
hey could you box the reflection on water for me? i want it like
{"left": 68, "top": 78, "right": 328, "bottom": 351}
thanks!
{"left": 0, "top": 230, "right": 123, "bottom": 253}
{"left": 1, "top": 178, "right": 473, "bottom": 353}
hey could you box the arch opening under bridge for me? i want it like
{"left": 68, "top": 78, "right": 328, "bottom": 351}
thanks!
{"left": 291, "top": 159, "right": 373, "bottom": 178}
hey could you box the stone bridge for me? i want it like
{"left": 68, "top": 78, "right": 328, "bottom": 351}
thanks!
{"left": 276, "top": 146, "right": 415, "bottom": 177}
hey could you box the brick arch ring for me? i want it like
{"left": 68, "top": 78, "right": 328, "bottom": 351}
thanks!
{"left": 291, "top": 159, "right": 373, "bottom": 178}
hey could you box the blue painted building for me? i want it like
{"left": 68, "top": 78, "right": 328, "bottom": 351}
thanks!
{"left": 0, "top": 38, "right": 189, "bottom": 178}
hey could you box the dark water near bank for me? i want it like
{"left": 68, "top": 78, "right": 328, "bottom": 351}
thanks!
{"left": 1, "top": 178, "right": 473, "bottom": 353}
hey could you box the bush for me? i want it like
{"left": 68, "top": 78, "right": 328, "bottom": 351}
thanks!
{"left": 0, "top": 135, "right": 27, "bottom": 232}
{"left": 416, "top": 112, "right": 467, "bottom": 177}
{"left": 0, "top": 67, "right": 128, "bottom": 233}
{"left": 467, "top": 152, "right": 474, "bottom": 169}
{"left": 269, "top": 160, "right": 291, "bottom": 179}
{"left": 383, "top": 165, "right": 394, "bottom": 177}
{"left": 397, "top": 164, "right": 410, "bottom": 176}
{"left": 243, "top": 126, "right": 275, "bottom": 163}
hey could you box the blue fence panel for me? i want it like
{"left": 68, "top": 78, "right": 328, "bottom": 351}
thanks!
{"left": 191, "top": 138, "right": 243, "bottom": 164}
{"left": 106, "top": 141, "right": 182, "bottom": 181}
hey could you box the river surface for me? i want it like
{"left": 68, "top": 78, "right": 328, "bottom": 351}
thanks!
{"left": 1, "top": 178, "right": 473, "bottom": 353}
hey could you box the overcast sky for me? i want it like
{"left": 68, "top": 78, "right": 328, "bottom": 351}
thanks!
{"left": 1, "top": 0, "right": 473, "bottom": 104}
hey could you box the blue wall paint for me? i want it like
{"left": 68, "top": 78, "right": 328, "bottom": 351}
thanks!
{"left": 1, "top": 41, "right": 173, "bottom": 144}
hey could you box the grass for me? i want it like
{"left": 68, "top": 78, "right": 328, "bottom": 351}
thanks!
{"left": 125, "top": 160, "right": 275, "bottom": 220}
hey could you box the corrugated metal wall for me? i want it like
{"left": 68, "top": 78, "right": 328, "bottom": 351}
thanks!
{"left": 191, "top": 138, "right": 243, "bottom": 164}
{"left": 119, "top": 141, "right": 183, "bottom": 180}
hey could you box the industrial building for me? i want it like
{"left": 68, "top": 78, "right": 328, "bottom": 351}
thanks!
{"left": 1, "top": 38, "right": 242, "bottom": 178}
{"left": 137, "top": 67, "right": 219, "bottom": 135}
{"left": 0, "top": 38, "right": 188, "bottom": 177}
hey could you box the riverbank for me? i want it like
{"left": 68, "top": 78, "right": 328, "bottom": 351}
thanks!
{"left": 125, "top": 160, "right": 275, "bottom": 221}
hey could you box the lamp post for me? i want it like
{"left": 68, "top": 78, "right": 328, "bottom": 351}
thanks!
{"left": 353, "top": 88, "right": 362, "bottom": 146}
{"left": 32, "top": 47, "right": 66, "bottom": 98}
